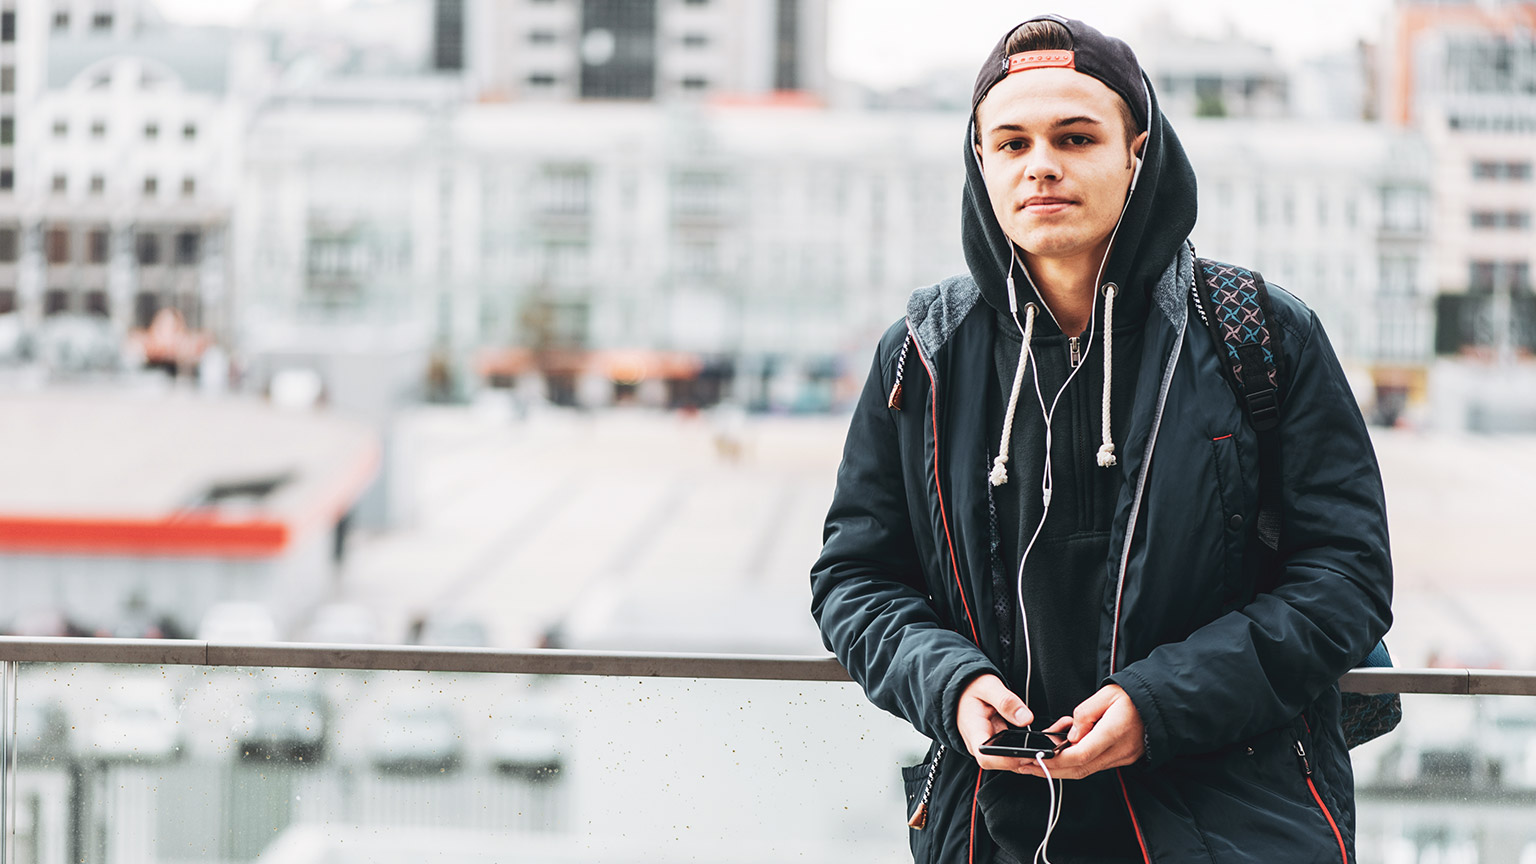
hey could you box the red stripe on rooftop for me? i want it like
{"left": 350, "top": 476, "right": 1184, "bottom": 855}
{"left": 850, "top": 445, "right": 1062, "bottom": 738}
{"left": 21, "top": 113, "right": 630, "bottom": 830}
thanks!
{"left": 0, "top": 515, "right": 289, "bottom": 558}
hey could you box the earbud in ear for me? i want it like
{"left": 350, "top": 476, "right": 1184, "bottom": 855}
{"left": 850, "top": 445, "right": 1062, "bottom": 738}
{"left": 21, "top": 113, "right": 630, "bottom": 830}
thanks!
{"left": 1129, "top": 155, "right": 1144, "bottom": 191}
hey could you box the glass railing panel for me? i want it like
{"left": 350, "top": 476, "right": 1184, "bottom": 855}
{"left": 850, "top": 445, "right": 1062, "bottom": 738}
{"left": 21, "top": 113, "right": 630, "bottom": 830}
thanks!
{"left": 7, "top": 663, "right": 1536, "bottom": 863}
{"left": 9, "top": 662, "right": 926, "bottom": 863}
{"left": 1355, "top": 693, "right": 1536, "bottom": 864}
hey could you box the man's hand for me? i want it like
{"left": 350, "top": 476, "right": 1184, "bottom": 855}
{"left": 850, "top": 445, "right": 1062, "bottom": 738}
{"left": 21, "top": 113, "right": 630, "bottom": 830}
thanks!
{"left": 956, "top": 674, "right": 1042, "bottom": 773}
{"left": 1018, "top": 684, "right": 1145, "bottom": 780}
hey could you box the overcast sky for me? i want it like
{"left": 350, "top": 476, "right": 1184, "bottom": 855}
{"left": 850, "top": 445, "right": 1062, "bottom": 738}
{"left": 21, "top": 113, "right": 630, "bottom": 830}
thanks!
{"left": 156, "top": 0, "right": 1394, "bottom": 87}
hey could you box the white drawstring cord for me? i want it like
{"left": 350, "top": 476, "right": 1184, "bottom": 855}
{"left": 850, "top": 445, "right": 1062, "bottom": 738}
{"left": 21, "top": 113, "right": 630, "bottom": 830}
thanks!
{"left": 991, "top": 297, "right": 1037, "bottom": 487}
{"left": 1096, "top": 283, "right": 1118, "bottom": 467}
{"left": 1033, "top": 753, "right": 1063, "bottom": 864}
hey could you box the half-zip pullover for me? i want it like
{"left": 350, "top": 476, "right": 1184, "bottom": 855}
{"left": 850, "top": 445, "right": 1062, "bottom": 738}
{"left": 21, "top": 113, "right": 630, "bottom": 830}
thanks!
{"left": 979, "top": 300, "right": 1144, "bottom": 863}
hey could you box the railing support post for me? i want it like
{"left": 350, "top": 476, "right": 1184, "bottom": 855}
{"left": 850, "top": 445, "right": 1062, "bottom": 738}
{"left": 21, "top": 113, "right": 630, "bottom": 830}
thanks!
{"left": 0, "top": 660, "right": 16, "bottom": 864}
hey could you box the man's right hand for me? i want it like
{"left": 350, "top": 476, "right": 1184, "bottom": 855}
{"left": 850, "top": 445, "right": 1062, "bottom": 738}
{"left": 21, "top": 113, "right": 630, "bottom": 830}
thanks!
{"left": 957, "top": 673, "right": 1042, "bottom": 773}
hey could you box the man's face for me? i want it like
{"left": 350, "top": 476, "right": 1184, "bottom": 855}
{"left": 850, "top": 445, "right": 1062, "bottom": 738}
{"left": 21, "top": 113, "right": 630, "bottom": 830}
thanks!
{"left": 974, "top": 68, "right": 1148, "bottom": 268}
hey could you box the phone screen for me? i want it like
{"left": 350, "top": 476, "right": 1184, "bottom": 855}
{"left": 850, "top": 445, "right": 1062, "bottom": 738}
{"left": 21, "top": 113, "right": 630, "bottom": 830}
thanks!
{"left": 979, "top": 728, "right": 1070, "bottom": 758}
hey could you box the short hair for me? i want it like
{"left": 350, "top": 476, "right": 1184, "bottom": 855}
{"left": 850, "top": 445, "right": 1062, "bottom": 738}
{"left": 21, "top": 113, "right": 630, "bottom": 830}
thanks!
{"left": 976, "top": 20, "right": 1143, "bottom": 149}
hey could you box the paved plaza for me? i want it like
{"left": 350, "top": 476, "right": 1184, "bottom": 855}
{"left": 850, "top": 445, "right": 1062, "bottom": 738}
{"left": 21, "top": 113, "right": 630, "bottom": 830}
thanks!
{"left": 344, "top": 405, "right": 1536, "bottom": 671}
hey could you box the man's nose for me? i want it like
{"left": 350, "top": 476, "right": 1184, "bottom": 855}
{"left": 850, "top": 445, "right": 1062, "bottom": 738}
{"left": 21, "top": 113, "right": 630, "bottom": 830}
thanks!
{"left": 1025, "top": 148, "right": 1062, "bottom": 182}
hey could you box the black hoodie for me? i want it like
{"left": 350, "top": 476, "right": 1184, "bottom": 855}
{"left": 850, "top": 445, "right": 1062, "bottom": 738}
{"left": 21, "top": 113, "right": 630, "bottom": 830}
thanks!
{"left": 962, "top": 21, "right": 1200, "bottom": 864}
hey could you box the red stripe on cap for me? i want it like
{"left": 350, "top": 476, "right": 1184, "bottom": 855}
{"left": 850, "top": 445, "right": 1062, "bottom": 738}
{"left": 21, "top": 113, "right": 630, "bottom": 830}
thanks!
{"left": 1007, "top": 50, "right": 1075, "bottom": 74}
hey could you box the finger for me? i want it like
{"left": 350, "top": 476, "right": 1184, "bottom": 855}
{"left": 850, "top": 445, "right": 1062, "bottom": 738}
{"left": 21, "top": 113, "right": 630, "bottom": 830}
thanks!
{"left": 1044, "top": 716, "right": 1073, "bottom": 735}
{"left": 976, "top": 753, "right": 1037, "bottom": 773}
{"left": 1069, "top": 686, "right": 1116, "bottom": 744}
{"left": 973, "top": 677, "right": 1033, "bottom": 728}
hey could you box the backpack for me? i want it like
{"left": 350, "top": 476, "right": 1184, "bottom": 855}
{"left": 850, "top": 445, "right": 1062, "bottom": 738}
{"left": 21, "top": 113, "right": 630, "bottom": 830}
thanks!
{"left": 1192, "top": 256, "right": 1401, "bottom": 749}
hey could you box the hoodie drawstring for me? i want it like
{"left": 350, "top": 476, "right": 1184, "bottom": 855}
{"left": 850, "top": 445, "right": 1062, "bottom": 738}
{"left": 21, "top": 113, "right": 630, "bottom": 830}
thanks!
{"left": 990, "top": 299, "right": 1037, "bottom": 487}
{"left": 1096, "top": 283, "right": 1118, "bottom": 468}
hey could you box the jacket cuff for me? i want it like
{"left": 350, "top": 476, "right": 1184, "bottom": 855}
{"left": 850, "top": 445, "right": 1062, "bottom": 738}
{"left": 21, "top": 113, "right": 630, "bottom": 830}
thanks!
{"left": 1108, "top": 666, "right": 1170, "bottom": 769}
{"left": 940, "top": 660, "right": 1002, "bottom": 755}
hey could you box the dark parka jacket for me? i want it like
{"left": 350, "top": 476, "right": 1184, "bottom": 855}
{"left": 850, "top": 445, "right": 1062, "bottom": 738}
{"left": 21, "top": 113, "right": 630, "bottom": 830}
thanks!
{"left": 809, "top": 62, "right": 1393, "bottom": 864}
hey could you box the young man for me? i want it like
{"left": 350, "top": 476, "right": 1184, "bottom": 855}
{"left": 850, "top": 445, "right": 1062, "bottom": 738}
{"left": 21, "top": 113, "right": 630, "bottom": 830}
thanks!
{"left": 810, "top": 16, "right": 1392, "bottom": 864}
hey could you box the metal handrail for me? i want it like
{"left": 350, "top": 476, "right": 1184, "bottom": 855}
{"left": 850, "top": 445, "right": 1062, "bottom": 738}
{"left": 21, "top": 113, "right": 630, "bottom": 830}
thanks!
{"left": 0, "top": 636, "right": 1532, "bottom": 695}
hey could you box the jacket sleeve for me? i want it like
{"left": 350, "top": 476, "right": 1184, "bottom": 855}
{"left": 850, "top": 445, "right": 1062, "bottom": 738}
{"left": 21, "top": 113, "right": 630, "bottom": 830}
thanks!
{"left": 1108, "top": 308, "right": 1393, "bottom": 766}
{"left": 810, "top": 337, "right": 999, "bottom": 755}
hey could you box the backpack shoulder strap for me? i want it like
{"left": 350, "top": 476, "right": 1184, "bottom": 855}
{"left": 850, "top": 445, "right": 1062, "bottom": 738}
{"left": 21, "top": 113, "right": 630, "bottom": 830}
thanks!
{"left": 1191, "top": 258, "right": 1287, "bottom": 573}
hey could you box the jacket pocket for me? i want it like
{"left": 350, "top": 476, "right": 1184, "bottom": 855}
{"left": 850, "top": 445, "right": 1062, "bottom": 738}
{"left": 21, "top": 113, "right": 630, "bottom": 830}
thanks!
{"left": 901, "top": 759, "right": 936, "bottom": 863}
{"left": 1207, "top": 434, "right": 1247, "bottom": 606}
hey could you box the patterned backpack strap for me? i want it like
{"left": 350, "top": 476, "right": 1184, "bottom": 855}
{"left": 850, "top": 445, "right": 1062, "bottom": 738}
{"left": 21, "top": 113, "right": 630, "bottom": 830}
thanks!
{"left": 1192, "top": 257, "right": 1286, "bottom": 562}
{"left": 1193, "top": 256, "right": 1401, "bottom": 750}
{"left": 1192, "top": 258, "right": 1285, "bottom": 428}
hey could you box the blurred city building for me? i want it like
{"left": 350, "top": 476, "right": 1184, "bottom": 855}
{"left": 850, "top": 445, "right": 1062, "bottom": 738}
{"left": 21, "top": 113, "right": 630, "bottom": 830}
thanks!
{"left": 0, "top": 0, "right": 258, "bottom": 376}
{"left": 464, "top": 0, "right": 830, "bottom": 105}
{"left": 1380, "top": 0, "right": 1536, "bottom": 430}
{"left": 0, "top": 389, "right": 377, "bottom": 639}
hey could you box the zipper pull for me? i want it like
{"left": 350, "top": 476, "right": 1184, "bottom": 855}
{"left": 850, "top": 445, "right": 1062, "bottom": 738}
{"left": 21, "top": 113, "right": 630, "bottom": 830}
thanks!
{"left": 1294, "top": 739, "right": 1312, "bottom": 776}
{"left": 907, "top": 801, "right": 928, "bottom": 830}
{"left": 1069, "top": 336, "right": 1081, "bottom": 367}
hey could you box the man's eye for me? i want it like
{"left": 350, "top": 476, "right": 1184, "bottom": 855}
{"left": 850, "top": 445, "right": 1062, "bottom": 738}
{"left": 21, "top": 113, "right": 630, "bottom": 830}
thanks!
{"left": 1064, "top": 134, "right": 1093, "bottom": 146}
{"left": 1000, "top": 140, "right": 1025, "bottom": 152}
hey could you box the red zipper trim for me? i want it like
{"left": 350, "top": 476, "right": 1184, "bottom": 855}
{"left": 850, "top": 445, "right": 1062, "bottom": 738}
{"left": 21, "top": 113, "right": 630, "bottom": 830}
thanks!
{"left": 907, "top": 322, "right": 982, "bottom": 863}
{"left": 968, "top": 766, "right": 982, "bottom": 864}
{"left": 1298, "top": 717, "right": 1348, "bottom": 864}
{"left": 908, "top": 322, "right": 980, "bottom": 645}
{"left": 1116, "top": 769, "right": 1152, "bottom": 864}
{"left": 1306, "top": 776, "right": 1348, "bottom": 864}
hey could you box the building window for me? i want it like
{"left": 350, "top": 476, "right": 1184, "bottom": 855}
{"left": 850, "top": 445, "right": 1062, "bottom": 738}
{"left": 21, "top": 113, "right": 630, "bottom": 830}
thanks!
{"left": 0, "top": 228, "right": 17, "bottom": 262}
{"left": 44, "top": 289, "right": 69, "bottom": 316}
{"left": 45, "top": 228, "right": 70, "bottom": 265}
{"left": 90, "top": 120, "right": 106, "bottom": 138}
{"left": 53, "top": 11, "right": 70, "bottom": 29}
{"left": 136, "top": 233, "right": 161, "bottom": 266}
{"left": 85, "top": 290, "right": 108, "bottom": 317}
{"left": 181, "top": 177, "right": 195, "bottom": 198}
{"left": 1473, "top": 160, "right": 1534, "bottom": 181}
{"left": 540, "top": 167, "right": 590, "bottom": 214}
{"left": 1469, "top": 260, "right": 1532, "bottom": 293}
{"left": 432, "top": 0, "right": 465, "bottom": 71}
{"left": 50, "top": 174, "right": 66, "bottom": 195}
{"left": 52, "top": 120, "right": 67, "bottom": 138}
{"left": 0, "top": 290, "right": 14, "bottom": 314}
{"left": 529, "top": 30, "right": 558, "bottom": 44}
{"left": 681, "top": 76, "right": 709, "bottom": 91}
{"left": 682, "top": 32, "right": 708, "bottom": 48}
{"left": 144, "top": 122, "right": 159, "bottom": 140}
{"left": 88, "top": 229, "right": 109, "bottom": 264}
{"left": 0, "top": 117, "right": 13, "bottom": 147}
{"left": 89, "top": 175, "right": 104, "bottom": 195}
{"left": 528, "top": 73, "right": 558, "bottom": 87}
{"left": 0, "top": 169, "right": 12, "bottom": 191}
{"left": 1472, "top": 210, "right": 1499, "bottom": 229}
{"left": 1, "top": 13, "right": 15, "bottom": 43}
{"left": 91, "top": 12, "right": 113, "bottom": 30}
{"left": 174, "top": 230, "right": 200, "bottom": 265}
{"left": 0, "top": 67, "right": 12, "bottom": 94}
{"left": 774, "top": 0, "right": 800, "bottom": 90}
{"left": 134, "top": 292, "right": 159, "bottom": 327}
{"left": 142, "top": 176, "right": 158, "bottom": 198}
{"left": 182, "top": 123, "right": 197, "bottom": 141}
{"left": 683, "top": 0, "right": 708, "bottom": 5}
{"left": 1510, "top": 211, "right": 1533, "bottom": 230}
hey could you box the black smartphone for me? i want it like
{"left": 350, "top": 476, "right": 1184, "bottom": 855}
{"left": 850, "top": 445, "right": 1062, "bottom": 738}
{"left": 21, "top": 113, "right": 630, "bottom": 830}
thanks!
{"left": 979, "top": 728, "right": 1070, "bottom": 759}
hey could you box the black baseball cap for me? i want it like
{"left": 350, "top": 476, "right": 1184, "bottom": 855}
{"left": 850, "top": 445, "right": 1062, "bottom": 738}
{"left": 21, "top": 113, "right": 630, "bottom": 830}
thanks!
{"left": 970, "top": 14, "right": 1149, "bottom": 133}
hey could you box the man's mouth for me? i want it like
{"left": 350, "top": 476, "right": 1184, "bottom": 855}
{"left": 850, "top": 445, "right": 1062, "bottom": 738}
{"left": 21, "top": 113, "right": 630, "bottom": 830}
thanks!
{"left": 1020, "top": 196, "right": 1075, "bottom": 214}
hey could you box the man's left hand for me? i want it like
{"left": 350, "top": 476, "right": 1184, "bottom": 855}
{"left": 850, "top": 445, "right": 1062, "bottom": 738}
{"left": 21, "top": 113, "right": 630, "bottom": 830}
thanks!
{"left": 1018, "top": 684, "right": 1145, "bottom": 780}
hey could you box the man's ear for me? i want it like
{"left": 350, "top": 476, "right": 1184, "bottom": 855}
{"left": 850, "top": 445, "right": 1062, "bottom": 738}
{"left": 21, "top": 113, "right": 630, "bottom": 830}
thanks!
{"left": 1132, "top": 130, "right": 1149, "bottom": 159}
